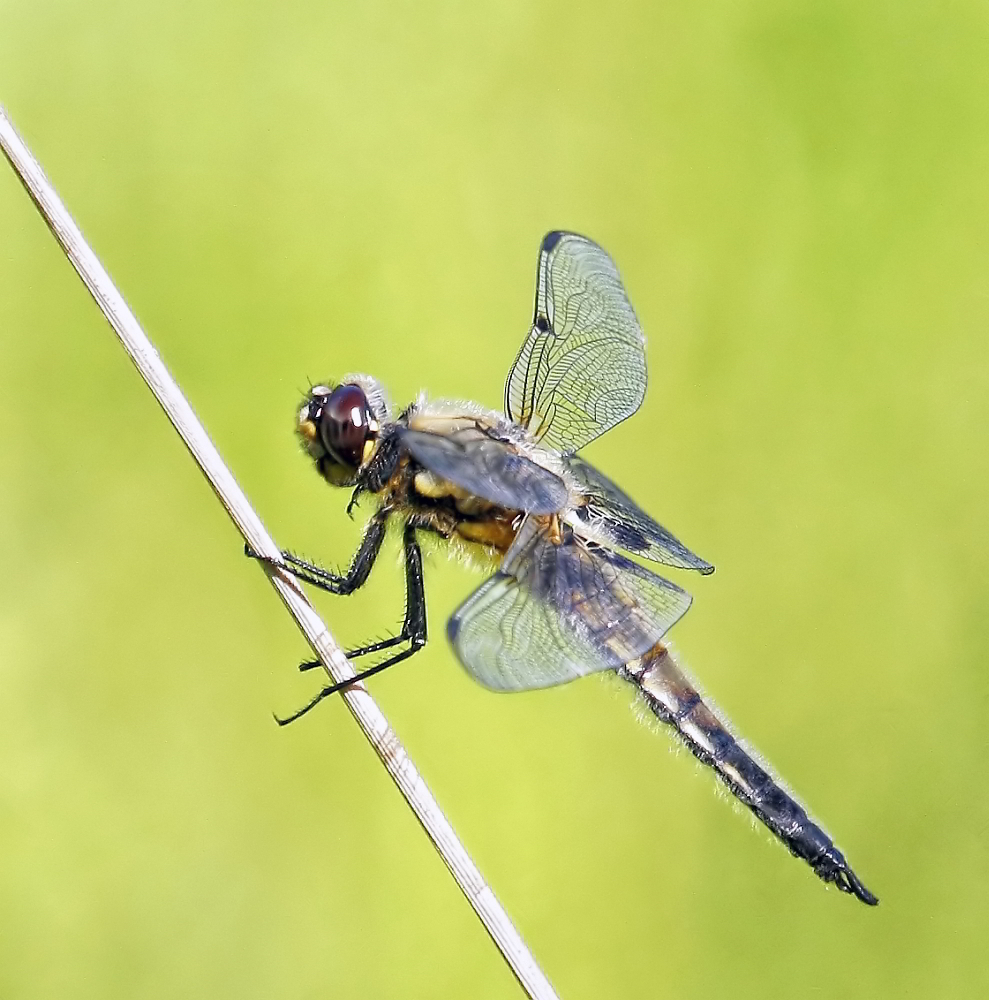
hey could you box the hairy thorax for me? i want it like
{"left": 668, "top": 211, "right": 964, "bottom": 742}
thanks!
{"left": 377, "top": 452, "right": 522, "bottom": 557}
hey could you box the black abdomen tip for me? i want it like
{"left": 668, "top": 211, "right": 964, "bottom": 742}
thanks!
{"left": 846, "top": 870, "right": 880, "bottom": 906}
{"left": 817, "top": 850, "right": 879, "bottom": 906}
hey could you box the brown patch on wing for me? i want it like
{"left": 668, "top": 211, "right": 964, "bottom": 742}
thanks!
{"left": 547, "top": 515, "right": 563, "bottom": 545}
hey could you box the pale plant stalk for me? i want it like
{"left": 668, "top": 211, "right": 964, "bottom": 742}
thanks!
{"left": 0, "top": 104, "right": 559, "bottom": 1000}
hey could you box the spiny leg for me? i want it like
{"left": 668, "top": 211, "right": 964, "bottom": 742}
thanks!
{"left": 297, "top": 631, "right": 407, "bottom": 671}
{"left": 290, "top": 515, "right": 421, "bottom": 669}
{"left": 246, "top": 511, "right": 389, "bottom": 595}
{"left": 276, "top": 523, "right": 428, "bottom": 725}
{"left": 245, "top": 510, "right": 392, "bottom": 688}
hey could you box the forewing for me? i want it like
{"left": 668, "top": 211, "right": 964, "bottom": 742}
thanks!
{"left": 398, "top": 428, "right": 568, "bottom": 514}
{"left": 447, "top": 517, "right": 692, "bottom": 692}
{"left": 505, "top": 231, "right": 647, "bottom": 455}
{"left": 566, "top": 456, "right": 714, "bottom": 573}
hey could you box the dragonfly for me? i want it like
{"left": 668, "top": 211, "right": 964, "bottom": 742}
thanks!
{"left": 257, "top": 230, "right": 878, "bottom": 906}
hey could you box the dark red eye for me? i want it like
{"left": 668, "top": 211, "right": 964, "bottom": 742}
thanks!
{"left": 319, "top": 384, "right": 372, "bottom": 468}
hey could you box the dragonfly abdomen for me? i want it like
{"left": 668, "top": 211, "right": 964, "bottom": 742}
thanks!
{"left": 621, "top": 645, "right": 878, "bottom": 906}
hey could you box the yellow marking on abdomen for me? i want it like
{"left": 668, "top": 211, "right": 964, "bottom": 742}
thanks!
{"left": 456, "top": 519, "right": 518, "bottom": 553}
{"left": 414, "top": 470, "right": 497, "bottom": 515}
{"left": 414, "top": 470, "right": 460, "bottom": 500}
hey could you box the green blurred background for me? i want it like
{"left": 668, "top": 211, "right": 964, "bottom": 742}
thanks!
{"left": 2, "top": 1, "right": 987, "bottom": 997}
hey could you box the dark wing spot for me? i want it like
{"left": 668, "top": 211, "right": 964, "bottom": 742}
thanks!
{"left": 446, "top": 615, "right": 461, "bottom": 643}
{"left": 606, "top": 519, "right": 650, "bottom": 553}
{"left": 535, "top": 315, "right": 551, "bottom": 333}
{"left": 541, "top": 230, "right": 564, "bottom": 252}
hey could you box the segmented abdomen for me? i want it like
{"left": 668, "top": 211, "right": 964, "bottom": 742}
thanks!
{"left": 620, "top": 645, "right": 878, "bottom": 905}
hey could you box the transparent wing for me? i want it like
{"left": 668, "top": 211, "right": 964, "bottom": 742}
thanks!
{"left": 505, "top": 231, "right": 647, "bottom": 455}
{"left": 446, "top": 517, "right": 692, "bottom": 692}
{"left": 398, "top": 427, "right": 568, "bottom": 515}
{"left": 566, "top": 456, "right": 714, "bottom": 574}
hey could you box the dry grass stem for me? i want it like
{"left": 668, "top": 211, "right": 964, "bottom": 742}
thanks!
{"left": 0, "top": 104, "right": 559, "bottom": 1000}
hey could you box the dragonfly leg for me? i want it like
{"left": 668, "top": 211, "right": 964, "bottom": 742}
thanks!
{"left": 276, "top": 523, "right": 427, "bottom": 725}
{"left": 296, "top": 632, "right": 408, "bottom": 671}
{"left": 246, "top": 511, "right": 388, "bottom": 595}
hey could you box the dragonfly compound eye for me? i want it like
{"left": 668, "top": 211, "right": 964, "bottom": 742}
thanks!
{"left": 319, "top": 383, "right": 372, "bottom": 468}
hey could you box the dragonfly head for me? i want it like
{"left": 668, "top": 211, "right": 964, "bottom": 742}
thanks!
{"left": 298, "top": 375, "right": 388, "bottom": 486}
